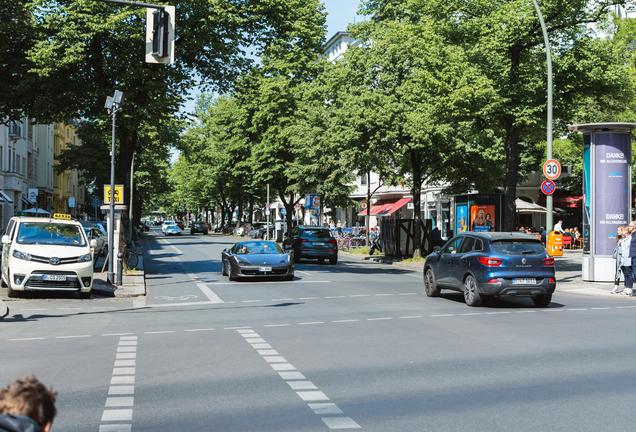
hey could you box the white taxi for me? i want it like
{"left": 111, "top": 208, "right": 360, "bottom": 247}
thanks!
{"left": 1, "top": 214, "right": 97, "bottom": 298}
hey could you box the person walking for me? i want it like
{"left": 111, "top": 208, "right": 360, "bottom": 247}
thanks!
{"left": 0, "top": 375, "right": 57, "bottom": 432}
{"left": 612, "top": 226, "right": 626, "bottom": 294}
{"left": 553, "top": 220, "right": 565, "bottom": 234}
{"left": 621, "top": 226, "right": 635, "bottom": 295}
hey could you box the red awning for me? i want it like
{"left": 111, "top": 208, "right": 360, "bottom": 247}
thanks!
{"left": 358, "top": 198, "right": 412, "bottom": 217}
{"left": 537, "top": 191, "right": 582, "bottom": 208}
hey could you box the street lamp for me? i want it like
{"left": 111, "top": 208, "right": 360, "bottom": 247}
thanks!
{"left": 105, "top": 90, "right": 125, "bottom": 284}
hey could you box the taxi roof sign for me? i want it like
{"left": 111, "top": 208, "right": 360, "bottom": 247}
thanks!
{"left": 53, "top": 213, "right": 72, "bottom": 220}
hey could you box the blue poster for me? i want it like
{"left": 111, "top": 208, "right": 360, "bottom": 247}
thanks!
{"left": 456, "top": 205, "right": 468, "bottom": 234}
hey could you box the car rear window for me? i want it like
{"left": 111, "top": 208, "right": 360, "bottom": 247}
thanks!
{"left": 17, "top": 222, "right": 86, "bottom": 246}
{"left": 301, "top": 229, "right": 332, "bottom": 238}
{"left": 490, "top": 240, "right": 544, "bottom": 255}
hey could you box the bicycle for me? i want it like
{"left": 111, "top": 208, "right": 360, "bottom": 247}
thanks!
{"left": 124, "top": 242, "right": 140, "bottom": 270}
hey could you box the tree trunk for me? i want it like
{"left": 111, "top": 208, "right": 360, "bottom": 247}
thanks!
{"left": 366, "top": 171, "right": 371, "bottom": 247}
{"left": 411, "top": 153, "right": 423, "bottom": 258}
{"left": 248, "top": 196, "right": 254, "bottom": 225}
{"left": 502, "top": 126, "right": 522, "bottom": 231}
{"left": 236, "top": 192, "right": 243, "bottom": 230}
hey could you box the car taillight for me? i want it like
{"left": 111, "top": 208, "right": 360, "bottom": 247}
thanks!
{"left": 487, "top": 278, "right": 499, "bottom": 283}
{"left": 549, "top": 277, "right": 556, "bottom": 283}
{"left": 543, "top": 257, "right": 555, "bottom": 266}
{"left": 298, "top": 238, "right": 308, "bottom": 242}
{"left": 328, "top": 239, "right": 337, "bottom": 244}
{"left": 478, "top": 257, "right": 503, "bottom": 266}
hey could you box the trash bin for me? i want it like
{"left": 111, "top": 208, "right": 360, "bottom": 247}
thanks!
{"left": 547, "top": 230, "right": 563, "bottom": 256}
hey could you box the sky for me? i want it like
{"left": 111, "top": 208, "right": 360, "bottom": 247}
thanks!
{"left": 172, "top": 0, "right": 365, "bottom": 163}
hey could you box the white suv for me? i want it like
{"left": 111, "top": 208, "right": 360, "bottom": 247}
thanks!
{"left": 161, "top": 220, "right": 176, "bottom": 233}
{"left": 1, "top": 215, "right": 97, "bottom": 298}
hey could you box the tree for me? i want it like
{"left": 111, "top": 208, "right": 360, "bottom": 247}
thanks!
{"left": 361, "top": 0, "right": 634, "bottom": 231}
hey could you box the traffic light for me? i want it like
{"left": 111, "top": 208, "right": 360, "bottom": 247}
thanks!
{"left": 145, "top": 5, "right": 175, "bottom": 64}
{"left": 152, "top": 9, "right": 169, "bottom": 58}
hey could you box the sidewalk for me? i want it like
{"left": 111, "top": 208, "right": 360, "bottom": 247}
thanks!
{"left": 90, "top": 249, "right": 145, "bottom": 298}
{"left": 344, "top": 249, "right": 631, "bottom": 299}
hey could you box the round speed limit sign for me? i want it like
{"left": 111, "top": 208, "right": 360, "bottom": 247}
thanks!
{"left": 543, "top": 159, "right": 561, "bottom": 180}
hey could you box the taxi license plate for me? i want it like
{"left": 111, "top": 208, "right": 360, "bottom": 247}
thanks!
{"left": 313, "top": 242, "right": 325, "bottom": 246}
{"left": 259, "top": 267, "right": 272, "bottom": 272}
{"left": 513, "top": 278, "right": 536, "bottom": 285}
{"left": 43, "top": 274, "right": 66, "bottom": 281}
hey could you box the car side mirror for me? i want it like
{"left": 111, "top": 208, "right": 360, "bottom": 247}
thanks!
{"left": 222, "top": 249, "right": 228, "bottom": 253}
{"left": 433, "top": 246, "right": 441, "bottom": 253}
{"left": 2, "top": 235, "right": 10, "bottom": 244}
{"left": 90, "top": 239, "right": 97, "bottom": 248}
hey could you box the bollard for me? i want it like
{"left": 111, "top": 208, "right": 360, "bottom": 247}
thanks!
{"left": 117, "top": 253, "right": 124, "bottom": 286}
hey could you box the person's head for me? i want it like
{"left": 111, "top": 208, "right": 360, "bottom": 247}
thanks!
{"left": 558, "top": 220, "right": 563, "bottom": 224}
{"left": 0, "top": 375, "right": 57, "bottom": 432}
{"left": 240, "top": 246, "right": 247, "bottom": 254}
{"left": 485, "top": 213, "right": 491, "bottom": 221}
{"left": 540, "top": 226, "right": 545, "bottom": 232}
{"left": 519, "top": 226, "right": 525, "bottom": 232}
{"left": 565, "top": 228, "right": 570, "bottom": 233}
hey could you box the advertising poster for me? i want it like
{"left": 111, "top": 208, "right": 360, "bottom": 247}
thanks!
{"left": 583, "top": 136, "right": 591, "bottom": 252}
{"left": 456, "top": 205, "right": 468, "bottom": 234}
{"left": 594, "top": 134, "right": 630, "bottom": 256}
{"left": 471, "top": 205, "right": 495, "bottom": 232}
{"left": 305, "top": 193, "right": 320, "bottom": 224}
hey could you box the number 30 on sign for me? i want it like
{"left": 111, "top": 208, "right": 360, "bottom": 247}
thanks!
{"left": 543, "top": 159, "right": 561, "bottom": 180}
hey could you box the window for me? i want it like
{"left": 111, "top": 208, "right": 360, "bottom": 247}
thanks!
{"left": 360, "top": 175, "right": 367, "bottom": 185}
{"left": 458, "top": 237, "right": 476, "bottom": 254}
{"left": 66, "top": 129, "right": 69, "bottom": 138}
{"left": 441, "top": 237, "right": 463, "bottom": 254}
{"left": 491, "top": 240, "right": 544, "bottom": 256}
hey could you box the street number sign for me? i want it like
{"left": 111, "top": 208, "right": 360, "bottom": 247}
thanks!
{"left": 543, "top": 159, "right": 561, "bottom": 180}
{"left": 104, "top": 184, "right": 124, "bottom": 204}
{"left": 541, "top": 180, "right": 556, "bottom": 195}
{"left": 361, "top": 202, "right": 368, "bottom": 209}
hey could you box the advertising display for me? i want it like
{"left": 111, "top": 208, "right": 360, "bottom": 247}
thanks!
{"left": 456, "top": 205, "right": 468, "bottom": 234}
{"left": 583, "top": 135, "right": 591, "bottom": 252}
{"left": 593, "top": 133, "right": 631, "bottom": 256}
{"left": 470, "top": 205, "right": 495, "bottom": 232}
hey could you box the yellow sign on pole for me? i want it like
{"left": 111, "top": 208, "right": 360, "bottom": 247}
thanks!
{"left": 104, "top": 185, "right": 124, "bottom": 205}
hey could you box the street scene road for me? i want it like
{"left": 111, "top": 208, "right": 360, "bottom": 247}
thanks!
{"left": 2, "top": 228, "right": 635, "bottom": 431}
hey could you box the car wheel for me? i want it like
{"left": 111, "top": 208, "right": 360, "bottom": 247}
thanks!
{"left": 532, "top": 294, "right": 552, "bottom": 307}
{"left": 228, "top": 266, "right": 236, "bottom": 281}
{"left": 79, "top": 290, "right": 91, "bottom": 299}
{"left": 424, "top": 268, "right": 440, "bottom": 297}
{"left": 463, "top": 274, "right": 482, "bottom": 307}
{"left": 1, "top": 273, "right": 7, "bottom": 288}
{"left": 329, "top": 256, "right": 337, "bottom": 265}
{"left": 6, "top": 270, "right": 17, "bottom": 298}
{"left": 221, "top": 261, "right": 227, "bottom": 276}
{"left": 284, "top": 273, "right": 294, "bottom": 281}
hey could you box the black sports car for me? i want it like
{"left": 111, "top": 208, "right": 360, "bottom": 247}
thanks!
{"left": 221, "top": 241, "right": 294, "bottom": 281}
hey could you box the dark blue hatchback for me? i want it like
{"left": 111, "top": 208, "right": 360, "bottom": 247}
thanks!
{"left": 423, "top": 232, "right": 556, "bottom": 307}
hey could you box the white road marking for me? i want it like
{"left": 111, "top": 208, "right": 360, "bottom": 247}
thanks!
{"left": 105, "top": 397, "right": 134, "bottom": 407}
{"left": 279, "top": 372, "right": 306, "bottom": 380}
{"left": 567, "top": 308, "right": 588, "bottom": 311}
{"left": 56, "top": 335, "right": 91, "bottom": 339}
{"left": 187, "top": 273, "right": 199, "bottom": 280}
{"left": 113, "top": 368, "right": 136, "bottom": 375}
{"left": 111, "top": 377, "right": 135, "bottom": 385}
{"left": 375, "top": 294, "right": 394, "bottom": 296}
{"left": 300, "top": 322, "right": 325, "bottom": 325}
{"left": 460, "top": 313, "right": 482, "bottom": 316}
{"left": 242, "top": 300, "right": 263, "bottom": 303}
{"left": 297, "top": 391, "right": 329, "bottom": 401}
{"left": 289, "top": 381, "right": 317, "bottom": 390}
{"left": 485, "top": 312, "right": 510, "bottom": 315}
{"left": 332, "top": 319, "right": 360, "bottom": 323}
{"left": 170, "top": 245, "right": 182, "bottom": 254}
{"left": 399, "top": 293, "right": 417, "bottom": 296}
{"left": 271, "top": 363, "right": 297, "bottom": 371}
{"left": 258, "top": 350, "right": 279, "bottom": 355}
{"left": 263, "top": 356, "right": 288, "bottom": 363}
{"left": 196, "top": 283, "right": 224, "bottom": 303}
{"left": 108, "top": 386, "right": 134, "bottom": 395}
{"left": 322, "top": 417, "right": 361, "bottom": 429}
{"left": 349, "top": 295, "right": 369, "bottom": 297}
{"left": 325, "top": 296, "right": 345, "bottom": 299}
{"left": 209, "top": 281, "right": 331, "bottom": 285}
{"left": 263, "top": 324, "right": 290, "bottom": 328}
{"left": 19, "top": 309, "right": 47, "bottom": 311}
{"left": 103, "top": 333, "right": 134, "bottom": 337}
{"left": 399, "top": 316, "right": 423, "bottom": 319}
{"left": 272, "top": 298, "right": 294, "bottom": 301}
{"left": 616, "top": 305, "right": 636, "bottom": 309}
{"left": 116, "top": 353, "right": 136, "bottom": 359}
{"left": 9, "top": 337, "right": 45, "bottom": 341}
{"left": 431, "top": 314, "right": 453, "bottom": 317}
{"left": 295, "top": 270, "right": 312, "bottom": 276}
{"left": 101, "top": 409, "right": 133, "bottom": 421}
{"left": 515, "top": 310, "right": 537, "bottom": 313}
{"left": 592, "top": 307, "right": 611, "bottom": 310}
{"left": 300, "top": 297, "right": 320, "bottom": 300}
{"left": 184, "top": 328, "right": 215, "bottom": 332}
{"left": 101, "top": 336, "right": 137, "bottom": 430}
{"left": 367, "top": 317, "right": 392, "bottom": 321}
{"left": 246, "top": 338, "right": 266, "bottom": 343}
{"left": 144, "top": 331, "right": 175, "bottom": 334}
{"left": 309, "top": 403, "right": 342, "bottom": 415}
{"left": 99, "top": 424, "right": 131, "bottom": 432}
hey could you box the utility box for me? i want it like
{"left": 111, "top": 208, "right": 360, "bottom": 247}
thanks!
{"left": 547, "top": 231, "right": 563, "bottom": 256}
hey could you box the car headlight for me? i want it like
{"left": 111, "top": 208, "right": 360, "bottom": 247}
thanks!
{"left": 77, "top": 253, "right": 92, "bottom": 263}
{"left": 234, "top": 256, "right": 249, "bottom": 265}
{"left": 287, "top": 254, "right": 290, "bottom": 262}
{"left": 12, "top": 250, "right": 32, "bottom": 261}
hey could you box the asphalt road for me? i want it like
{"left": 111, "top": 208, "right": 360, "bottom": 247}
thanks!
{"left": 1, "top": 228, "right": 636, "bottom": 431}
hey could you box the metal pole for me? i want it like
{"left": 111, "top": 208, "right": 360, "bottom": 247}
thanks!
{"left": 531, "top": 0, "right": 553, "bottom": 231}
{"left": 108, "top": 105, "right": 117, "bottom": 285}
{"left": 129, "top": 152, "right": 135, "bottom": 244}
{"left": 266, "top": 184, "right": 270, "bottom": 241}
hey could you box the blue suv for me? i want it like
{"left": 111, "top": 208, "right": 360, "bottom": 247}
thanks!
{"left": 424, "top": 232, "right": 556, "bottom": 307}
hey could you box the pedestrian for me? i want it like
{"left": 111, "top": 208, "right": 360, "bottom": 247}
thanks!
{"left": 336, "top": 220, "right": 342, "bottom": 229}
{"left": 612, "top": 225, "right": 626, "bottom": 294}
{"left": 553, "top": 219, "right": 565, "bottom": 234}
{"left": 621, "top": 226, "right": 635, "bottom": 296}
{"left": 0, "top": 375, "right": 57, "bottom": 432}
{"left": 540, "top": 226, "right": 547, "bottom": 246}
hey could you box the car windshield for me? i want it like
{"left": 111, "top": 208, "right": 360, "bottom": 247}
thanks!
{"left": 17, "top": 222, "right": 86, "bottom": 246}
{"left": 235, "top": 241, "right": 284, "bottom": 255}
{"left": 490, "top": 240, "right": 544, "bottom": 255}
{"left": 302, "top": 229, "right": 332, "bottom": 238}
{"left": 164, "top": 221, "right": 175, "bottom": 225}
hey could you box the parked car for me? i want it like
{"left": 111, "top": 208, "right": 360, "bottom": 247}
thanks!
{"left": 235, "top": 223, "right": 250, "bottom": 236}
{"left": 282, "top": 226, "right": 338, "bottom": 265}
{"left": 258, "top": 224, "right": 274, "bottom": 239}
{"left": 221, "top": 240, "right": 294, "bottom": 281}
{"left": 190, "top": 221, "right": 209, "bottom": 235}
{"left": 84, "top": 227, "right": 107, "bottom": 257}
{"left": 423, "top": 232, "right": 556, "bottom": 307}
{"left": 2, "top": 215, "right": 96, "bottom": 298}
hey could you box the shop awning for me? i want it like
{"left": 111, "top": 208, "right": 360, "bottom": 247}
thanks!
{"left": 0, "top": 191, "right": 12, "bottom": 204}
{"left": 21, "top": 195, "right": 30, "bottom": 205}
{"left": 358, "top": 197, "right": 412, "bottom": 217}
